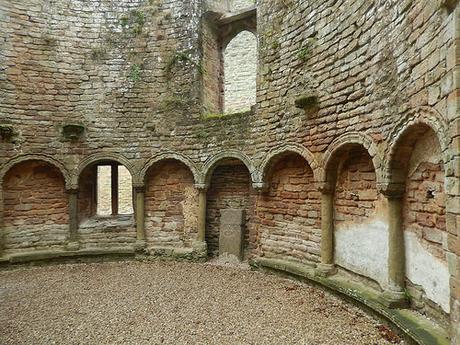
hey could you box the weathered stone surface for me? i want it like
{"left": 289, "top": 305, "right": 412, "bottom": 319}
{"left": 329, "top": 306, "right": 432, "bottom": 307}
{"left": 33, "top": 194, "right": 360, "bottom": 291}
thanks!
{"left": 219, "top": 208, "right": 245, "bottom": 260}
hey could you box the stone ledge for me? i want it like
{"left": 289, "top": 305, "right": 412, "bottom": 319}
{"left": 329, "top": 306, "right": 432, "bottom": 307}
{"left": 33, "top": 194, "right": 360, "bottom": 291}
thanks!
{"left": 250, "top": 257, "right": 450, "bottom": 345}
{"left": 3, "top": 247, "right": 136, "bottom": 264}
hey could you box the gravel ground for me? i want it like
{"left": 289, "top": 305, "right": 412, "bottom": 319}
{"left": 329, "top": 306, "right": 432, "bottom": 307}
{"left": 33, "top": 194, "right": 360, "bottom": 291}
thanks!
{"left": 0, "top": 260, "right": 400, "bottom": 345}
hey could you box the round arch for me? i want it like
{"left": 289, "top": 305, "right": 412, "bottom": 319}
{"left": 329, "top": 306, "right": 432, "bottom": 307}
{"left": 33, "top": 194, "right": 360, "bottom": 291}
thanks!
{"left": 139, "top": 152, "right": 201, "bottom": 185}
{"left": 259, "top": 144, "right": 321, "bottom": 184}
{"left": 383, "top": 107, "right": 450, "bottom": 184}
{"left": 320, "top": 132, "right": 383, "bottom": 185}
{"left": 201, "top": 150, "right": 259, "bottom": 186}
{"left": 74, "top": 153, "right": 139, "bottom": 187}
{"left": 0, "top": 154, "right": 71, "bottom": 189}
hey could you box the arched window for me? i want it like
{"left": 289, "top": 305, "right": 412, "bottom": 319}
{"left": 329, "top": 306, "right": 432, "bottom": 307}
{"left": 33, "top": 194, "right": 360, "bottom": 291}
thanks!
{"left": 223, "top": 31, "right": 257, "bottom": 114}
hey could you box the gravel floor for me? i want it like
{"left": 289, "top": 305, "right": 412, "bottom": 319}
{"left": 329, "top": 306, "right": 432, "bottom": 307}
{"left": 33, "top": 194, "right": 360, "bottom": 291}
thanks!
{"left": 0, "top": 260, "right": 400, "bottom": 345}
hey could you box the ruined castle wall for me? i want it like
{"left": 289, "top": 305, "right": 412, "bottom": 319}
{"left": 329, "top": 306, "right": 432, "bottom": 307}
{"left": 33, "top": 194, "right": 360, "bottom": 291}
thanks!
{"left": 0, "top": 0, "right": 459, "bottom": 339}
{"left": 145, "top": 161, "right": 198, "bottom": 248}
{"left": 2, "top": 161, "right": 69, "bottom": 253}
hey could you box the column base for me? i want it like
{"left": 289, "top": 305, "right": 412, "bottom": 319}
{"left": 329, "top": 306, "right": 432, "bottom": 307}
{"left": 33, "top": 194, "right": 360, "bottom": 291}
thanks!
{"left": 192, "top": 241, "right": 208, "bottom": 260}
{"left": 66, "top": 241, "right": 80, "bottom": 251}
{"left": 380, "top": 289, "right": 409, "bottom": 309}
{"left": 315, "top": 263, "right": 337, "bottom": 277}
{"left": 134, "top": 240, "right": 147, "bottom": 253}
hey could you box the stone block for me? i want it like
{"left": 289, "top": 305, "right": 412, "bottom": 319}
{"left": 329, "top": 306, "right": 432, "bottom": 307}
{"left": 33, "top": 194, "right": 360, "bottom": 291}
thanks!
{"left": 219, "top": 209, "right": 245, "bottom": 260}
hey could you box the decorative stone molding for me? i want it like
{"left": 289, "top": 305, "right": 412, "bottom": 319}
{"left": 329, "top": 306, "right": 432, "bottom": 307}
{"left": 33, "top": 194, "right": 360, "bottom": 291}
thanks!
{"left": 320, "top": 132, "right": 384, "bottom": 184}
{"left": 194, "top": 183, "right": 209, "bottom": 191}
{"left": 317, "top": 182, "right": 334, "bottom": 195}
{"left": 258, "top": 143, "right": 321, "bottom": 184}
{"left": 383, "top": 106, "right": 450, "bottom": 183}
{"left": 139, "top": 151, "right": 202, "bottom": 185}
{"left": 73, "top": 152, "right": 140, "bottom": 187}
{"left": 0, "top": 154, "right": 72, "bottom": 189}
{"left": 201, "top": 149, "right": 260, "bottom": 185}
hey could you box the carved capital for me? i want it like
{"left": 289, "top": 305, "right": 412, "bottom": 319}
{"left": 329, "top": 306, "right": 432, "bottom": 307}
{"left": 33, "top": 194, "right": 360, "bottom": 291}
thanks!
{"left": 133, "top": 185, "right": 146, "bottom": 193}
{"left": 318, "top": 182, "right": 334, "bottom": 195}
{"left": 195, "top": 183, "right": 209, "bottom": 191}
{"left": 252, "top": 182, "right": 268, "bottom": 192}
{"left": 66, "top": 187, "right": 79, "bottom": 194}
{"left": 378, "top": 183, "right": 405, "bottom": 199}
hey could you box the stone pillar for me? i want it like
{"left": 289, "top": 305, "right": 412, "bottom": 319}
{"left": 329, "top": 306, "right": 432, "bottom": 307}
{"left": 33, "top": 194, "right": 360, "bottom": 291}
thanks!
{"left": 111, "top": 163, "right": 119, "bottom": 215}
{"left": 134, "top": 185, "right": 146, "bottom": 250}
{"left": 66, "top": 187, "right": 80, "bottom": 250}
{"left": 197, "top": 186, "right": 207, "bottom": 242}
{"left": 317, "top": 183, "right": 337, "bottom": 276}
{"left": 380, "top": 184, "right": 408, "bottom": 308}
{"left": 0, "top": 187, "right": 4, "bottom": 256}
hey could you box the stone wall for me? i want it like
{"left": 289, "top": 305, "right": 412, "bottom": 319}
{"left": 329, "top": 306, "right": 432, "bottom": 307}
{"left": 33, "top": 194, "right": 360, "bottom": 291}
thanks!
{"left": 1, "top": 0, "right": 459, "bottom": 341}
{"left": 255, "top": 154, "right": 320, "bottom": 264}
{"left": 145, "top": 160, "right": 198, "bottom": 248}
{"left": 333, "top": 147, "right": 388, "bottom": 288}
{"left": 2, "top": 161, "right": 69, "bottom": 253}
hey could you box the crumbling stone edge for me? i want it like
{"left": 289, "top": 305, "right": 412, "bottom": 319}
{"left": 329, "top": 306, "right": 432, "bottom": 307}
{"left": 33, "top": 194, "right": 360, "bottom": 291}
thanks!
{"left": 0, "top": 245, "right": 208, "bottom": 267}
{"left": 250, "top": 257, "right": 450, "bottom": 345}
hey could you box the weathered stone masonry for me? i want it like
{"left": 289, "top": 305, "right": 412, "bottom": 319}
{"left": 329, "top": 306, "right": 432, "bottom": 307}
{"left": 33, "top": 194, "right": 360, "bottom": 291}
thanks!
{"left": 1, "top": 0, "right": 460, "bottom": 343}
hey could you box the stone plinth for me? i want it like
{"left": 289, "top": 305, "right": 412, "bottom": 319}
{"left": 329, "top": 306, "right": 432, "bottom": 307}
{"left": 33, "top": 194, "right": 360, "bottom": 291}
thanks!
{"left": 219, "top": 209, "right": 245, "bottom": 261}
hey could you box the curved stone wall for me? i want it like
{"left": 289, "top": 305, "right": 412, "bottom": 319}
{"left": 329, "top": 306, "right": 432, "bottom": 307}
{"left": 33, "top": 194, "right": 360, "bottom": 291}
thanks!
{"left": 1, "top": 0, "right": 459, "bottom": 343}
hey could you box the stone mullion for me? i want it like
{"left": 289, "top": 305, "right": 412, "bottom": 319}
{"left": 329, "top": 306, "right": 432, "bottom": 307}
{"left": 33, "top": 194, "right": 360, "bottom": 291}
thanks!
{"left": 111, "top": 163, "right": 119, "bottom": 216}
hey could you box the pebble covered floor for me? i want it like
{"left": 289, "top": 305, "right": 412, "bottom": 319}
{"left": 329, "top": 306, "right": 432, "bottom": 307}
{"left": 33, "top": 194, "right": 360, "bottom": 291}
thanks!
{"left": 0, "top": 261, "right": 399, "bottom": 345}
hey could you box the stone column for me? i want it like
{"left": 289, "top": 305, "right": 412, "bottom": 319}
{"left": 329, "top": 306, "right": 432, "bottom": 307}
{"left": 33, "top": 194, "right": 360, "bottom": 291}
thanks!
{"left": 66, "top": 187, "right": 80, "bottom": 251}
{"left": 111, "top": 163, "right": 119, "bottom": 215}
{"left": 134, "top": 185, "right": 146, "bottom": 250}
{"left": 317, "top": 183, "right": 337, "bottom": 277}
{"left": 193, "top": 184, "right": 208, "bottom": 257}
{"left": 380, "top": 184, "right": 408, "bottom": 308}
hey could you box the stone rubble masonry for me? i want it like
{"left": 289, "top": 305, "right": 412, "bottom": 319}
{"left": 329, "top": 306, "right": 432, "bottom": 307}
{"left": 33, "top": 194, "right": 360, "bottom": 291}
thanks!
{"left": 0, "top": 0, "right": 459, "bottom": 343}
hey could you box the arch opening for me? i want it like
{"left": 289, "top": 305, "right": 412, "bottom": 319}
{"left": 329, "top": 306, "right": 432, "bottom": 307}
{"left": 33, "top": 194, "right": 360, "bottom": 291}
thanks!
{"left": 255, "top": 152, "right": 321, "bottom": 264}
{"left": 144, "top": 159, "right": 198, "bottom": 248}
{"left": 327, "top": 144, "right": 386, "bottom": 290}
{"left": 206, "top": 158, "right": 255, "bottom": 258}
{"left": 391, "top": 124, "right": 450, "bottom": 316}
{"left": 78, "top": 160, "right": 135, "bottom": 249}
{"left": 2, "top": 160, "right": 69, "bottom": 253}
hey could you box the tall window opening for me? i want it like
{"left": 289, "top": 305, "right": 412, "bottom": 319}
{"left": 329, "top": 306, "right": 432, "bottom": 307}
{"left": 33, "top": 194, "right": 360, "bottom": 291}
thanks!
{"left": 96, "top": 164, "right": 133, "bottom": 216}
{"left": 223, "top": 30, "right": 257, "bottom": 114}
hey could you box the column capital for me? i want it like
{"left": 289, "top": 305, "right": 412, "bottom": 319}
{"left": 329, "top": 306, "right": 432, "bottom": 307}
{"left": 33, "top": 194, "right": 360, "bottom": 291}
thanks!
{"left": 378, "top": 183, "right": 405, "bottom": 199}
{"left": 252, "top": 182, "right": 268, "bottom": 192}
{"left": 318, "top": 182, "right": 334, "bottom": 195}
{"left": 65, "top": 186, "right": 79, "bottom": 194}
{"left": 133, "top": 185, "right": 146, "bottom": 193}
{"left": 195, "top": 183, "right": 209, "bottom": 191}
